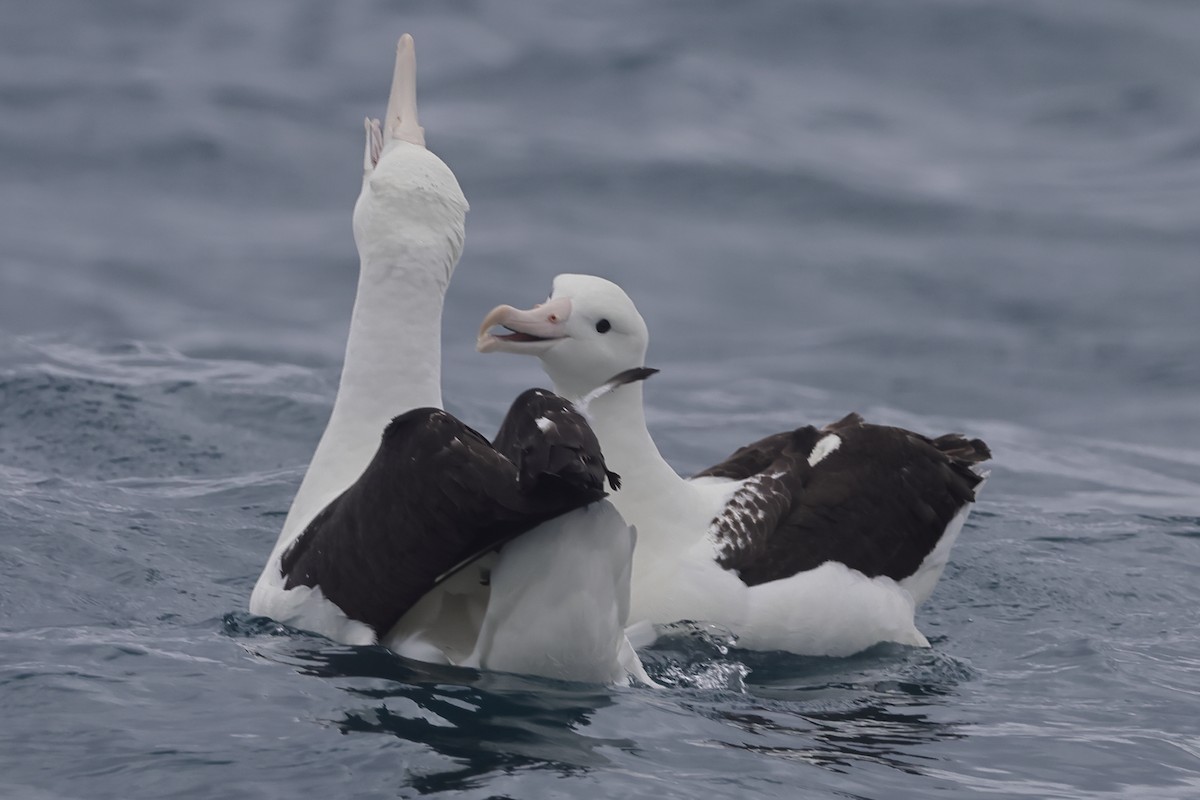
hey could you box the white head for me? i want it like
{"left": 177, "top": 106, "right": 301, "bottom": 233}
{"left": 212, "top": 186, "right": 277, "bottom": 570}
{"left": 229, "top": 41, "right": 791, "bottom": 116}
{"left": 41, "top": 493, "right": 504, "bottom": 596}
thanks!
{"left": 478, "top": 274, "right": 650, "bottom": 399}
{"left": 352, "top": 35, "right": 467, "bottom": 288}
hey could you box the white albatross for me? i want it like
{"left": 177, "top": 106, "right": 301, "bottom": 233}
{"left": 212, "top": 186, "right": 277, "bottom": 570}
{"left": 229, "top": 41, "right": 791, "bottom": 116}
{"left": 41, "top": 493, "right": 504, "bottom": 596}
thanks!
{"left": 249, "top": 39, "right": 650, "bottom": 685}
{"left": 478, "top": 274, "right": 991, "bottom": 657}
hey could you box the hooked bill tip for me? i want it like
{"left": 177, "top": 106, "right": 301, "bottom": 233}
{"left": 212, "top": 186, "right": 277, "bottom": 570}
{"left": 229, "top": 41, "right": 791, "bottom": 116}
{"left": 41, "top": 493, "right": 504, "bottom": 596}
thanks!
{"left": 477, "top": 304, "right": 515, "bottom": 344}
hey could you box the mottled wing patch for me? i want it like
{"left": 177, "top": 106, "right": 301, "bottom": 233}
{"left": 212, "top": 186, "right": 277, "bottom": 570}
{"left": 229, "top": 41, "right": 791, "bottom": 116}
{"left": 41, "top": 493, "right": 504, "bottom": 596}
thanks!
{"left": 708, "top": 469, "right": 794, "bottom": 569}
{"left": 696, "top": 412, "right": 993, "bottom": 588}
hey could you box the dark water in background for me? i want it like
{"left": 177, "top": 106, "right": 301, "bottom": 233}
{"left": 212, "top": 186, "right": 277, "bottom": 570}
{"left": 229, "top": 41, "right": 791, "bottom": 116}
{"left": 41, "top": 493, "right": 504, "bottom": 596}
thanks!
{"left": 2, "top": 1, "right": 1199, "bottom": 797}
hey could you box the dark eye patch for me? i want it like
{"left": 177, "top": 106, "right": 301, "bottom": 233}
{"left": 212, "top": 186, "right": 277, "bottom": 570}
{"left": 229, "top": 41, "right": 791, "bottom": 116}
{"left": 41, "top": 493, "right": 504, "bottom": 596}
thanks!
{"left": 595, "top": 319, "right": 612, "bottom": 334}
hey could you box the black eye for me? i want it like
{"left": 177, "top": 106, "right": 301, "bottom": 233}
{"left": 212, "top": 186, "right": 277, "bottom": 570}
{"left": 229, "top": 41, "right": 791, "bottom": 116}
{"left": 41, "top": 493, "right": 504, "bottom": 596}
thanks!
{"left": 595, "top": 319, "right": 611, "bottom": 334}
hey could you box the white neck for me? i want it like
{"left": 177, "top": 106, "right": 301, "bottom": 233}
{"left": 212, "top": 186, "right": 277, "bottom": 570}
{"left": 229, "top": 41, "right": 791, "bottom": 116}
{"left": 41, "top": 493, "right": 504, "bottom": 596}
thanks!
{"left": 278, "top": 257, "right": 445, "bottom": 548}
{"left": 268, "top": 140, "right": 466, "bottom": 558}
{"left": 574, "top": 382, "right": 702, "bottom": 558}
{"left": 585, "top": 384, "right": 678, "bottom": 493}
{"left": 336, "top": 258, "right": 446, "bottom": 419}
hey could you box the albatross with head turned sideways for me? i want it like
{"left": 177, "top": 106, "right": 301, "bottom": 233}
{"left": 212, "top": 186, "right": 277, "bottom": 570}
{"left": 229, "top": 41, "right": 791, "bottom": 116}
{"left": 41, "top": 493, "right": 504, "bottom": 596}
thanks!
{"left": 479, "top": 273, "right": 991, "bottom": 657}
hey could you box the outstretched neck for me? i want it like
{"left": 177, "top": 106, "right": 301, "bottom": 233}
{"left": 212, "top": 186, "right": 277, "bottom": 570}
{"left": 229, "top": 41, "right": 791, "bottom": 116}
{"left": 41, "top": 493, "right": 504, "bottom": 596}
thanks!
{"left": 279, "top": 256, "right": 447, "bottom": 548}
{"left": 336, "top": 259, "right": 445, "bottom": 418}
{"left": 275, "top": 140, "right": 466, "bottom": 551}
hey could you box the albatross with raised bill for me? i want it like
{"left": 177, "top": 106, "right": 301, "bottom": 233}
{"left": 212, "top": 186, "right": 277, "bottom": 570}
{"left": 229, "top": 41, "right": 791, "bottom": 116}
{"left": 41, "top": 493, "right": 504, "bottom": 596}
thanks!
{"left": 249, "top": 38, "right": 651, "bottom": 685}
{"left": 477, "top": 274, "right": 992, "bottom": 657}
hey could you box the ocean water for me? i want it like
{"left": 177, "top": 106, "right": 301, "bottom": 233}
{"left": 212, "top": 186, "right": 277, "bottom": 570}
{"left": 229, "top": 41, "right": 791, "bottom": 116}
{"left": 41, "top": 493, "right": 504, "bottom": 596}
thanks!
{"left": 2, "top": 1, "right": 1199, "bottom": 797}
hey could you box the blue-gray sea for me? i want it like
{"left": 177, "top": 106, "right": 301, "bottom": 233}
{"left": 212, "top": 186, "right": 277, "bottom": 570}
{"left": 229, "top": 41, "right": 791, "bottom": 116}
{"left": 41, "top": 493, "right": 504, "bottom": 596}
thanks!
{"left": 3, "top": 1, "right": 1199, "bottom": 798}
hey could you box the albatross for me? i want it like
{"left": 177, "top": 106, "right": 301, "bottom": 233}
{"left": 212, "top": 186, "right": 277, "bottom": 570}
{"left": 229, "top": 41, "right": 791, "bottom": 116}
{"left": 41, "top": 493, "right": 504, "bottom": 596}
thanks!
{"left": 478, "top": 273, "right": 991, "bottom": 657}
{"left": 249, "top": 39, "right": 650, "bottom": 685}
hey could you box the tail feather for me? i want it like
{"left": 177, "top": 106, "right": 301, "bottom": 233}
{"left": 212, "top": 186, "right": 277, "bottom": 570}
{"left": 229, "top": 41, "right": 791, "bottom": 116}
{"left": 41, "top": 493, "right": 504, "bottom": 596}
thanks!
{"left": 931, "top": 433, "right": 992, "bottom": 465}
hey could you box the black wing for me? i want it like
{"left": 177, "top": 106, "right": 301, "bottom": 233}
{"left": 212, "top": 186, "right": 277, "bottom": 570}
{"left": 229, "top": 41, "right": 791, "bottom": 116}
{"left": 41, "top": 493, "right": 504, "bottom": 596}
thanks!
{"left": 432, "top": 388, "right": 620, "bottom": 585}
{"left": 696, "top": 413, "right": 991, "bottom": 587}
{"left": 279, "top": 402, "right": 611, "bottom": 639}
{"left": 694, "top": 427, "right": 824, "bottom": 481}
{"left": 492, "top": 388, "right": 621, "bottom": 495}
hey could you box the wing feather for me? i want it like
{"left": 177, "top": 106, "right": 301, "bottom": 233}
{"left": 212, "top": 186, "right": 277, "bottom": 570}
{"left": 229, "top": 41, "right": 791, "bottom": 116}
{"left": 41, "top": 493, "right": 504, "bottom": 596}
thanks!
{"left": 701, "top": 416, "right": 990, "bottom": 587}
{"left": 280, "top": 400, "right": 613, "bottom": 639}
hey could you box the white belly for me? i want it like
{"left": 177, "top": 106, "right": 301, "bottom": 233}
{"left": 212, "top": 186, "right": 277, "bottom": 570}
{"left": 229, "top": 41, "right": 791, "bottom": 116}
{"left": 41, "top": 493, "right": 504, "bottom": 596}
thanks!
{"left": 621, "top": 477, "right": 929, "bottom": 657}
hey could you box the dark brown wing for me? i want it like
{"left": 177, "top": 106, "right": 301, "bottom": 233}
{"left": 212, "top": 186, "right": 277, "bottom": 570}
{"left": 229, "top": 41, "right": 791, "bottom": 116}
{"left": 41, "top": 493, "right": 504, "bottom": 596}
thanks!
{"left": 280, "top": 398, "right": 612, "bottom": 639}
{"left": 693, "top": 427, "right": 823, "bottom": 481}
{"left": 698, "top": 414, "right": 990, "bottom": 587}
{"left": 492, "top": 388, "right": 620, "bottom": 494}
